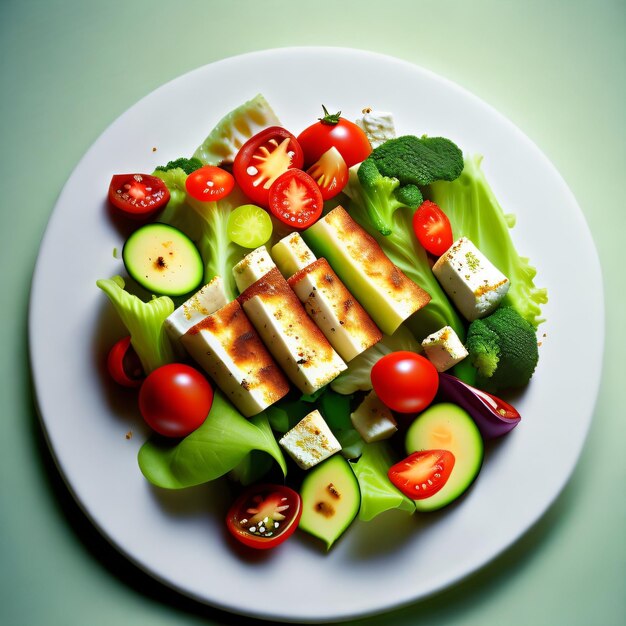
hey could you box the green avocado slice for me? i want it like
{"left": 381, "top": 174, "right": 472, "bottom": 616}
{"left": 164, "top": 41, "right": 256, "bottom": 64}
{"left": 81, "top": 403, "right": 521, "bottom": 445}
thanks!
{"left": 405, "top": 403, "right": 484, "bottom": 512}
{"left": 299, "top": 455, "right": 360, "bottom": 550}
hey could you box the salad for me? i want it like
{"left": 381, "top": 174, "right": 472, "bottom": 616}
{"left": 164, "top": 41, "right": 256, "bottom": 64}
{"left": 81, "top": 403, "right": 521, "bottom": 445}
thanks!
{"left": 98, "top": 94, "right": 547, "bottom": 551}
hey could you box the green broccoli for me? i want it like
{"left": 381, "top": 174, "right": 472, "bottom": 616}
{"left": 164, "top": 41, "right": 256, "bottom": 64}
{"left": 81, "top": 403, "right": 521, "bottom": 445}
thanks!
{"left": 155, "top": 157, "right": 203, "bottom": 175}
{"left": 356, "top": 135, "right": 463, "bottom": 236}
{"left": 466, "top": 307, "right": 539, "bottom": 392}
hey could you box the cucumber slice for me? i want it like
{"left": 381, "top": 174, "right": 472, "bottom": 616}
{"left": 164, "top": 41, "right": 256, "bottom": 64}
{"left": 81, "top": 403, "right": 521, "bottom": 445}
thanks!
{"left": 299, "top": 455, "right": 360, "bottom": 550}
{"left": 193, "top": 94, "right": 281, "bottom": 166}
{"left": 122, "top": 223, "right": 203, "bottom": 296}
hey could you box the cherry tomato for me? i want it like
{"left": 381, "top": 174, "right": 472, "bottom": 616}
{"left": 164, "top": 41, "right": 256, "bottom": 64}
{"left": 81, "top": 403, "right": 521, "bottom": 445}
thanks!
{"left": 268, "top": 169, "right": 323, "bottom": 230}
{"left": 388, "top": 450, "right": 455, "bottom": 499}
{"left": 185, "top": 165, "right": 235, "bottom": 202}
{"left": 138, "top": 363, "right": 213, "bottom": 438}
{"left": 226, "top": 484, "right": 303, "bottom": 550}
{"left": 233, "top": 126, "right": 304, "bottom": 207}
{"left": 108, "top": 173, "right": 170, "bottom": 220}
{"left": 306, "top": 146, "right": 349, "bottom": 200}
{"left": 412, "top": 200, "right": 453, "bottom": 257}
{"left": 106, "top": 336, "right": 144, "bottom": 388}
{"left": 371, "top": 351, "right": 439, "bottom": 414}
{"left": 297, "top": 106, "right": 372, "bottom": 168}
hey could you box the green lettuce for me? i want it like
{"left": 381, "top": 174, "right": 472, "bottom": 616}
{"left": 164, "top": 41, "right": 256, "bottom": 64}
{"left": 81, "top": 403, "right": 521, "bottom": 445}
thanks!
{"left": 350, "top": 442, "right": 415, "bottom": 521}
{"left": 138, "top": 391, "right": 287, "bottom": 489}
{"left": 96, "top": 276, "right": 175, "bottom": 373}
{"left": 428, "top": 155, "right": 547, "bottom": 327}
{"left": 153, "top": 168, "right": 248, "bottom": 301}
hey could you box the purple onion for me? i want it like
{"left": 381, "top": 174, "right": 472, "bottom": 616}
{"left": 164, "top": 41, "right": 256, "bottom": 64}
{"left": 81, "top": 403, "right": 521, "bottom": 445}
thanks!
{"left": 437, "top": 373, "right": 521, "bottom": 439}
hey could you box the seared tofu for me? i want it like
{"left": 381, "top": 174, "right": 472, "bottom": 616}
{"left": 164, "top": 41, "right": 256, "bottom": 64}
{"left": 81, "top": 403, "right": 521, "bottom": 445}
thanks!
{"left": 432, "top": 237, "right": 510, "bottom": 321}
{"left": 355, "top": 108, "right": 396, "bottom": 148}
{"left": 232, "top": 246, "right": 276, "bottom": 293}
{"left": 272, "top": 232, "right": 316, "bottom": 277}
{"left": 164, "top": 276, "right": 228, "bottom": 340}
{"left": 181, "top": 300, "right": 289, "bottom": 417}
{"left": 350, "top": 390, "right": 397, "bottom": 443}
{"left": 238, "top": 267, "right": 347, "bottom": 394}
{"left": 289, "top": 258, "right": 382, "bottom": 362}
{"left": 421, "top": 325, "right": 468, "bottom": 372}
{"left": 279, "top": 409, "right": 341, "bottom": 470}
{"left": 304, "top": 206, "right": 431, "bottom": 335}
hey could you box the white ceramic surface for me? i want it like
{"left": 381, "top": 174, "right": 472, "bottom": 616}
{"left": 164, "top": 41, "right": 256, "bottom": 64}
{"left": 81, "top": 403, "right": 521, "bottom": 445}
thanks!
{"left": 29, "top": 48, "right": 603, "bottom": 623}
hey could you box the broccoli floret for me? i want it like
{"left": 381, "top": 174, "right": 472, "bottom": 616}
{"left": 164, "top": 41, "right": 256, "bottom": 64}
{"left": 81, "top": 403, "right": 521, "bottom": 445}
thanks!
{"left": 356, "top": 135, "right": 463, "bottom": 236}
{"left": 370, "top": 135, "right": 464, "bottom": 186}
{"left": 155, "top": 157, "right": 203, "bottom": 175}
{"left": 466, "top": 307, "right": 539, "bottom": 392}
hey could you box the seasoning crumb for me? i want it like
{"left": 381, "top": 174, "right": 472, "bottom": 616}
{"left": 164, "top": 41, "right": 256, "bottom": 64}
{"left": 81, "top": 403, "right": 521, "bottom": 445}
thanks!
{"left": 125, "top": 431, "right": 133, "bottom": 440}
{"left": 152, "top": 147, "right": 157, "bottom": 152}
{"left": 112, "top": 247, "right": 118, "bottom": 259}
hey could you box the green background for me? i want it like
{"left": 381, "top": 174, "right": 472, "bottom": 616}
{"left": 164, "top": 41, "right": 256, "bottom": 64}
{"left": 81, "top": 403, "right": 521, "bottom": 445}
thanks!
{"left": 1, "top": 1, "right": 624, "bottom": 624}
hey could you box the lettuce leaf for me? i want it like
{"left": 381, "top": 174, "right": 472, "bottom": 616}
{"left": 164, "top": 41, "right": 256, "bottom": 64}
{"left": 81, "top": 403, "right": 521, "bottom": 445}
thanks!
{"left": 96, "top": 276, "right": 176, "bottom": 373}
{"left": 428, "top": 155, "right": 548, "bottom": 327}
{"left": 350, "top": 442, "right": 415, "bottom": 521}
{"left": 138, "top": 390, "right": 287, "bottom": 489}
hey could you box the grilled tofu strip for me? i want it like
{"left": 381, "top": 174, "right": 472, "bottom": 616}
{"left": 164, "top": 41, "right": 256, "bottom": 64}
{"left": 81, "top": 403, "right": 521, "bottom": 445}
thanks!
{"left": 303, "top": 206, "right": 431, "bottom": 335}
{"left": 181, "top": 300, "right": 290, "bottom": 417}
{"left": 238, "top": 267, "right": 347, "bottom": 395}
{"left": 272, "top": 233, "right": 382, "bottom": 362}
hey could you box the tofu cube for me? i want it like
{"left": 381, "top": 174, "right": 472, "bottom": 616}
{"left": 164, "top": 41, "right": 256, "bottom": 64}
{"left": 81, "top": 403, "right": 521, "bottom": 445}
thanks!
{"left": 164, "top": 276, "right": 228, "bottom": 340}
{"left": 432, "top": 237, "right": 510, "bottom": 321}
{"left": 350, "top": 391, "right": 397, "bottom": 443}
{"left": 279, "top": 409, "right": 341, "bottom": 470}
{"left": 232, "top": 246, "right": 276, "bottom": 293}
{"left": 421, "top": 325, "right": 468, "bottom": 372}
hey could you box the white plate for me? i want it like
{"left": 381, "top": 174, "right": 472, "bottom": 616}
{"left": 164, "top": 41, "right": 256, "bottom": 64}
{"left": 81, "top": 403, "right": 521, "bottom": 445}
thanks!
{"left": 29, "top": 48, "right": 603, "bottom": 622}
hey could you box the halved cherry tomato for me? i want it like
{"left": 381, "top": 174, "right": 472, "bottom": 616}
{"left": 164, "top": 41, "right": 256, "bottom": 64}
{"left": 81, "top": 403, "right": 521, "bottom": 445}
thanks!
{"left": 185, "top": 165, "right": 234, "bottom": 202}
{"left": 388, "top": 450, "right": 455, "bottom": 499}
{"left": 306, "top": 146, "right": 349, "bottom": 200}
{"left": 297, "top": 106, "right": 372, "bottom": 168}
{"left": 108, "top": 173, "right": 170, "bottom": 220}
{"left": 226, "top": 484, "right": 303, "bottom": 550}
{"left": 371, "top": 351, "right": 439, "bottom": 414}
{"left": 268, "top": 169, "right": 323, "bottom": 230}
{"left": 233, "top": 126, "right": 304, "bottom": 207}
{"left": 106, "top": 336, "right": 144, "bottom": 388}
{"left": 138, "top": 363, "right": 213, "bottom": 438}
{"left": 412, "top": 200, "right": 453, "bottom": 257}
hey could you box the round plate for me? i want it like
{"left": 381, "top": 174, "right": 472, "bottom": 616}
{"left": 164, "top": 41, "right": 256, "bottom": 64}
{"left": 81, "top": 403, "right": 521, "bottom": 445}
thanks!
{"left": 29, "top": 48, "right": 603, "bottom": 622}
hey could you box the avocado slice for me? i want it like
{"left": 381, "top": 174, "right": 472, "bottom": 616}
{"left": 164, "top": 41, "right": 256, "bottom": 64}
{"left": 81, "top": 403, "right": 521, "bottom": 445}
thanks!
{"left": 299, "top": 455, "right": 360, "bottom": 550}
{"left": 405, "top": 403, "right": 483, "bottom": 512}
{"left": 122, "top": 223, "right": 203, "bottom": 297}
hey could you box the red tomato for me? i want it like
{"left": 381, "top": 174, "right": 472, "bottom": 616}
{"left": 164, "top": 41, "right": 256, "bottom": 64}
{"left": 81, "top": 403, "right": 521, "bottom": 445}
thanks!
{"left": 388, "top": 450, "right": 455, "bottom": 499}
{"left": 268, "top": 169, "right": 323, "bottom": 230}
{"left": 106, "top": 336, "right": 144, "bottom": 388}
{"left": 306, "top": 146, "right": 349, "bottom": 200}
{"left": 412, "top": 200, "right": 453, "bottom": 257}
{"left": 226, "top": 484, "right": 303, "bottom": 550}
{"left": 138, "top": 363, "right": 213, "bottom": 438}
{"left": 371, "top": 351, "right": 439, "bottom": 414}
{"left": 108, "top": 173, "right": 170, "bottom": 220}
{"left": 185, "top": 165, "right": 234, "bottom": 202}
{"left": 297, "top": 106, "right": 372, "bottom": 168}
{"left": 233, "top": 126, "right": 304, "bottom": 207}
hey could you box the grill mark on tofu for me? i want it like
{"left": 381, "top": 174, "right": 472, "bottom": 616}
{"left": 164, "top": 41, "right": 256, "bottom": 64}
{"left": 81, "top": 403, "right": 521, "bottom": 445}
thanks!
{"left": 186, "top": 300, "right": 289, "bottom": 404}
{"left": 324, "top": 206, "right": 431, "bottom": 311}
{"left": 289, "top": 259, "right": 382, "bottom": 353}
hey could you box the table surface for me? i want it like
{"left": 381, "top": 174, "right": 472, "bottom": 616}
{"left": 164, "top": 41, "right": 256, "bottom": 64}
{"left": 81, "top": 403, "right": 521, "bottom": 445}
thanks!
{"left": 1, "top": 1, "right": 624, "bottom": 625}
